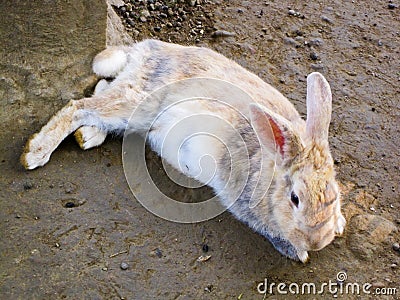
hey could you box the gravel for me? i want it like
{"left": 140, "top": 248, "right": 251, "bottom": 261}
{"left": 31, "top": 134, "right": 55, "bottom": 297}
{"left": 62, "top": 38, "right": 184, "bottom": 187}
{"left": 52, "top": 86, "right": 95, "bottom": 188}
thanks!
{"left": 115, "top": 0, "right": 216, "bottom": 43}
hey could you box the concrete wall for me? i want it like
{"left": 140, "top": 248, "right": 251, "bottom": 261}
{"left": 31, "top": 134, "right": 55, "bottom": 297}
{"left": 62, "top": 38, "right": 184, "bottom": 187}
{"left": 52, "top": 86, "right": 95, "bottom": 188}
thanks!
{"left": 0, "top": 0, "right": 107, "bottom": 131}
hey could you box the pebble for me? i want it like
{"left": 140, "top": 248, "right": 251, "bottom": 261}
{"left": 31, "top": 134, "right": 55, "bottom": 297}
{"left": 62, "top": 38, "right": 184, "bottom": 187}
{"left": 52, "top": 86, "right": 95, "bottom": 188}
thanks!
{"left": 139, "top": 16, "right": 147, "bottom": 23}
{"left": 120, "top": 262, "right": 129, "bottom": 270}
{"left": 308, "top": 38, "right": 324, "bottom": 47}
{"left": 150, "top": 248, "right": 163, "bottom": 258}
{"left": 197, "top": 255, "right": 211, "bottom": 262}
{"left": 372, "top": 281, "right": 386, "bottom": 288}
{"left": 211, "top": 30, "right": 235, "bottom": 38}
{"left": 288, "top": 9, "right": 303, "bottom": 18}
{"left": 283, "top": 37, "right": 297, "bottom": 46}
{"left": 321, "top": 15, "right": 333, "bottom": 23}
{"left": 204, "top": 284, "right": 213, "bottom": 292}
{"left": 202, "top": 244, "right": 209, "bottom": 252}
{"left": 388, "top": 3, "right": 397, "bottom": 9}
{"left": 393, "top": 243, "right": 400, "bottom": 251}
{"left": 141, "top": 9, "right": 151, "bottom": 18}
{"left": 311, "top": 63, "right": 324, "bottom": 70}
{"left": 310, "top": 52, "right": 318, "bottom": 60}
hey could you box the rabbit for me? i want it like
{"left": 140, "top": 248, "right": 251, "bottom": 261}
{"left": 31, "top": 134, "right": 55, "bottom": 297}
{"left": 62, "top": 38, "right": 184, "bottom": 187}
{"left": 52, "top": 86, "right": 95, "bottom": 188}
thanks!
{"left": 20, "top": 39, "right": 346, "bottom": 262}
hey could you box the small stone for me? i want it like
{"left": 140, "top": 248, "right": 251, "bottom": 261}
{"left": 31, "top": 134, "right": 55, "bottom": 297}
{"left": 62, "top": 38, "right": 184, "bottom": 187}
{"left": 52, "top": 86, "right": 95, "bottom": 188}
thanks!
{"left": 308, "top": 38, "right": 324, "bottom": 47}
{"left": 378, "top": 40, "right": 383, "bottom": 46}
{"left": 321, "top": 15, "right": 333, "bottom": 23}
{"left": 132, "top": 29, "right": 140, "bottom": 37}
{"left": 310, "top": 52, "right": 318, "bottom": 60}
{"left": 372, "top": 282, "right": 385, "bottom": 288}
{"left": 126, "top": 3, "right": 132, "bottom": 11}
{"left": 154, "top": 26, "right": 161, "bottom": 32}
{"left": 311, "top": 63, "right": 324, "bottom": 70}
{"left": 150, "top": 248, "right": 162, "bottom": 258}
{"left": 64, "top": 182, "right": 76, "bottom": 194}
{"left": 127, "top": 19, "right": 135, "bottom": 27}
{"left": 392, "top": 243, "right": 400, "bottom": 251}
{"left": 288, "top": 9, "right": 296, "bottom": 16}
{"left": 102, "top": 267, "right": 108, "bottom": 271}
{"left": 141, "top": 9, "right": 151, "bottom": 18}
{"left": 139, "top": 16, "right": 147, "bottom": 23}
{"left": 283, "top": 37, "right": 297, "bottom": 46}
{"left": 197, "top": 255, "right": 211, "bottom": 262}
{"left": 120, "top": 262, "right": 129, "bottom": 270}
{"left": 211, "top": 30, "right": 236, "bottom": 38}
{"left": 204, "top": 284, "right": 213, "bottom": 292}
{"left": 202, "top": 244, "right": 209, "bottom": 252}
{"left": 388, "top": 3, "right": 397, "bottom": 9}
{"left": 390, "top": 263, "right": 397, "bottom": 268}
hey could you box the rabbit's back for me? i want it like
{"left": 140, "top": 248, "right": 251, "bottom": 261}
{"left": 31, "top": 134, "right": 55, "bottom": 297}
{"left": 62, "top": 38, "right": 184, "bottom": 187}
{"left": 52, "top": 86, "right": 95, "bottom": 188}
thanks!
{"left": 112, "top": 40, "right": 302, "bottom": 125}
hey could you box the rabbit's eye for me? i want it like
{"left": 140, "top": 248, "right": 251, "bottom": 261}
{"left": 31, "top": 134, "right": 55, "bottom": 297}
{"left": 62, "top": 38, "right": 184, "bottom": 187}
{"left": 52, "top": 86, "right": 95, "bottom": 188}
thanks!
{"left": 291, "top": 191, "right": 299, "bottom": 207}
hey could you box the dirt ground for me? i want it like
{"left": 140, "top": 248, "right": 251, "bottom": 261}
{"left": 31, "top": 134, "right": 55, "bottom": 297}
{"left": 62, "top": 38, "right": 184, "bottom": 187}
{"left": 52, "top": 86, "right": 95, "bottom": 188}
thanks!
{"left": 1, "top": 0, "right": 399, "bottom": 299}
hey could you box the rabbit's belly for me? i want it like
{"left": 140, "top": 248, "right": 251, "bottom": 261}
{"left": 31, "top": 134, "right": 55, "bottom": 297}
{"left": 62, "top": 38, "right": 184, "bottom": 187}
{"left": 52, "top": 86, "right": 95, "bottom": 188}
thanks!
{"left": 146, "top": 103, "right": 231, "bottom": 186}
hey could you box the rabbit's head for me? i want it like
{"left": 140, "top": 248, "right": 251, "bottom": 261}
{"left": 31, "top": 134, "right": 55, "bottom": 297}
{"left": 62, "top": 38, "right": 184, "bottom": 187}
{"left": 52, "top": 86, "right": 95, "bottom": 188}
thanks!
{"left": 249, "top": 73, "right": 345, "bottom": 262}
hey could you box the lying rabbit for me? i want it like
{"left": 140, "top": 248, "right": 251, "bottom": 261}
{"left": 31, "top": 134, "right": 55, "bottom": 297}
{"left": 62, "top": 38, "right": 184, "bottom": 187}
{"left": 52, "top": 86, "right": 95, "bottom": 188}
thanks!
{"left": 21, "top": 39, "right": 345, "bottom": 262}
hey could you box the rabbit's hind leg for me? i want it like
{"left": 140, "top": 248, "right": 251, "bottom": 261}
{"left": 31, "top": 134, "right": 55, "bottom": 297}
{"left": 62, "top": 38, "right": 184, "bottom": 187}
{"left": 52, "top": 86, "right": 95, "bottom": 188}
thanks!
{"left": 21, "top": 89, "right": 132, "bottom": 170}
{"left": 74, "top": 79, "right": 110, "bottom": 150}
{"left": 74, "top": 125, "right": 107, "bottom": 150}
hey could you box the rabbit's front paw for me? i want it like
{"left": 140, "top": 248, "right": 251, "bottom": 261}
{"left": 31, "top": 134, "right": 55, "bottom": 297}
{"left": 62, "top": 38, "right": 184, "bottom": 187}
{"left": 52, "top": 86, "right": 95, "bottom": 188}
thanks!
{"left": 296, "top": 250, "right": 309, "bottom": 263}
{"left": 20, "top": 133, "right": 52, "bottom": 170}
{"left": 74, "top": 126, "right": 107, "bottom": 150}
{"left": 335, "top": 213, "right": 346, "bottom": 236}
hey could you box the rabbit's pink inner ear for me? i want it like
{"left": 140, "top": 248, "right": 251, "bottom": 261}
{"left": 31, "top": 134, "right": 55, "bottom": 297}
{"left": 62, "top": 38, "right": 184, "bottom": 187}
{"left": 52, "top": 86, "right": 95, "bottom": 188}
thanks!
{"left": 266, "top": 115, "right": 285, "bottom": 156}
{"left": 249, "top": 104, "right": 286, "bottom": 157}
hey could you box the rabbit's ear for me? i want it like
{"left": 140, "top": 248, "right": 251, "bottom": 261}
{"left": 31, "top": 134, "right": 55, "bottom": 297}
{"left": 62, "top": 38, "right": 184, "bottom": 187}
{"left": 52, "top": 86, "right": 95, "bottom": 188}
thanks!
{"left": 249, "top": 103, "right": 301, "bottom": 160}
{"left": 306, "top": 72, "right": 332, "bottom": 142}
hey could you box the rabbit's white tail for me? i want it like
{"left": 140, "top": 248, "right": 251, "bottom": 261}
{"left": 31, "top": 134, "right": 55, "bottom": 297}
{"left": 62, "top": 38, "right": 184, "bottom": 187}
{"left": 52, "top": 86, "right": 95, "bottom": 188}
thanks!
{"left": 92, "top": 47, "right": 128, "bottom": 78}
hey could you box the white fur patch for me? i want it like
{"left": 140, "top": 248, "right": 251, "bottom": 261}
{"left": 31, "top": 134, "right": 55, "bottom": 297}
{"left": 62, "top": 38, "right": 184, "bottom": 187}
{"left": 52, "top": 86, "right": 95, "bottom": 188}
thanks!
{"left": 75, "top": 126, "right": 107, "bottom": 150}
{"left": 92, "top": 49, "right": 128, "bottom": 77}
